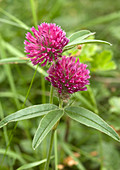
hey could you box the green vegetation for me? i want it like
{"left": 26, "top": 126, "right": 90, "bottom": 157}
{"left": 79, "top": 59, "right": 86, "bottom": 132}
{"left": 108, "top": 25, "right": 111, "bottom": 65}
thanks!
{"left": 0, "top": 0, "right": 120, "bottom": 169}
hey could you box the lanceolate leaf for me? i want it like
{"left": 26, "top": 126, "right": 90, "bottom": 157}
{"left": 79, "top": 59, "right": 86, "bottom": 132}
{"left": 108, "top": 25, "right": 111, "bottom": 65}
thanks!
{"left": 0, "top": 104, "right": 58, "bottom": 128}
{"left": 68, "top": 30, "right": 91, "bottom": 43}
{"left": 0, "top": 57, "right": 28, "bottom": 65}
{"left": 79, "top": 39, "right": 112, "bottom": 46}
{"left": 32, "top": 109, "right": 64, "bottom": 149}
{"left": 64, "top": 39, "right": 111, "bottom": 51}
{"left": 68, "top": 33, "right": 95, "bottom": 46}
{"left": 65, "top": 106, "right": 120, "bottom": 142}
{"left": 0, "top": 8, "right": 30, "bottom": 30}
{"left": 17, "top": 157, "right": 54, "bottom": 170}
{"left": 0, "top": 149, "right": 26, "bottom": 164}
{"left": 2, "top": 41, "right": 48, "bottom": 76}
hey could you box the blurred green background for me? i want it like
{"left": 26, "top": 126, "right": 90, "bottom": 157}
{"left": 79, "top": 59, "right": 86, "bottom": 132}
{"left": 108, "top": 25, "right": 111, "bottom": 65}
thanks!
{"left": 0, "top": 0, "right": 120, "bottom": 169}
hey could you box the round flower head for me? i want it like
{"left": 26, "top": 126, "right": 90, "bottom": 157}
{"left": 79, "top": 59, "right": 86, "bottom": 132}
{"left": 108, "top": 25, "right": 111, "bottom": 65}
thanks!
{"left": 46, "top": 56, "right": 90, "bottom": 98}
{"left": 24, "top": 23, "right": 69, "bottom": 66}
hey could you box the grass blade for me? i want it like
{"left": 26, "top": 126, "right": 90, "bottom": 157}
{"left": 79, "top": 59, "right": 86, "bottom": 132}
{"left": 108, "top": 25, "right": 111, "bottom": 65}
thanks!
{"left": 0, "top": 92, "right": 32, "bottom": 106}
{"left": 0, "top": 8, "right": 30, "bottom": 30}
{"left": 17, "top": 156, "right": 54, "bottom": 170}
{"left": 0, "top": 149, "right": 26, "bottom": 164}
{"left": 0, "top": 57, "right": 28, "bottom": 64}
{"left": 0, "top": 18, "right": 24, "bottom": 28}
{"left": 2, "top": 41, "right": 48, "bottom": 76}
{"left": 0, "top": 35, "right": 21, "bottom": 109}
{"left": 30, "top": 0, "right": 38, "bottom": 27}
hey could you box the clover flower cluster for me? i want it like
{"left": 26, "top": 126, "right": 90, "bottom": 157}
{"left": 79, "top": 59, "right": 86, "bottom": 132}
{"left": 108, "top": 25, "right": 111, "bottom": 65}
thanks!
{"left": 24, "top": 23, "right": 69, "bottom": 66}
{"left": 25, "top": 23, "right": 90, "bottom": 96}
{"left": 46, "top": 56, "right": 90, "bottom": 96}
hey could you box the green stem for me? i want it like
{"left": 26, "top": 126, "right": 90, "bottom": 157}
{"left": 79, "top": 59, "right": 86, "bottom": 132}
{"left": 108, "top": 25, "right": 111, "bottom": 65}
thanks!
{"left": 1, "top": 65, "right": 38, "bottom": 166}
{"left": 54, "top": 130, "right": 58, "bottom": 170}
{"left": 49, "top": 84, "right": 53, "bottom": 104}
{"left": 46, "top": 85, "right": 63, "bottom": 170}
{"left": 87, "top": 87, "right": 103, "bottom": 169}
{"left": 30, "top": 0, "right": 38, "bottom": 27}
{"left": 22, "top": 64, "right": 38, "bottom": 108}
{"left": 0, "top": 102, "right": 11, "bottom": 168}
{"left": 99, "top": 132, "right": 103, "bottom": 170}
{"left": 54, "top": 97, "right": 63, "bottom": 170}
{"left": 45, "top": 130, "right": 55, "bottom": 170}
{"left": 59, "top": 97, "right": 63, "bottom": 109}
{"left": 44, "top": 84, "right": 54, "bottom": 169}
{"left": 0, "top": 35, "right": 20, "bottom": 109}
{"left": 1, "top": 122, "right": 18, "bottom": 165}
{"left": 41, "top": 75, "right": 46, "bottom": 104}
{"left": 0, "top": 103, "right": 9, "bottom": 146}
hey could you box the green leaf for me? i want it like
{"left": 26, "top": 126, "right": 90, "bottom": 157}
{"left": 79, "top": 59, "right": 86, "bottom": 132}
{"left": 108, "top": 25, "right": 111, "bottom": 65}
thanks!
{"left": 65, "top": 106, "right": 120, "bottom": 142}
{"left": 79, "top": 44, "right": 98, "bottom": 62}
{"left": 0, "top": 57, "right": 28, "bottom": 65}
{"left": 64, "top": 39, "right": 112, "bottom": 51}
{"left": 0, "top": 18, "right": 24, "bottom": 28}
{"left": 2, "top": 41, "right": 48, "bottom": 76}
{"left": 17, "top": 157, "right": 54, "bottom": 170}
{"left": 71, "top": 92, "right": 95, "bottom": 112}
{"left": 0, "top": 104, "right": 58, "bottom": 128}
{"left": 32, "top": 109, "right": 64, "bottom": 149}
{"left": 101, "top": 142, "right": 120, "bottom": 170}
{"left": 91, "top": 50, "right": 116, "bottom": 72}
{"left": 0, "top": 149, "right": 26, "bottom": 164}
{"left": 109, "top": 97, "right": 120, "bottom": 114}
{"left": 68, "top": 30, "right": 91, "bottom": 43}
{"left": 0, "top": 8, "right": 30, "bottom": 30}
{"left": 79, "top": 39, "right": 112, "bottom": 46}
{"left": 78, "top": 11, "right": 120, "bottom": 28}
{"left": 0, "top": 91, "right": 32, "bottom": 106}
{"left": 0, "top": 35, "right": 21, "bottom": 109}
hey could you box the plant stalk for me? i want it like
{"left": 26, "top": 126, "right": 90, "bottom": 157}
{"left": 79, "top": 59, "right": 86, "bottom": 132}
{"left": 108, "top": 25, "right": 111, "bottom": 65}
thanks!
{"left": 45, "top": 129, "right": 55, "bottom": 170}
{"left": 44, "top": 84, "right": 54, "bottom": 169}
{"left": 54, "top": 130, "right": 58, "bottom": 170}
{"left": 30, "top": 0, "right": 38, "bottom": 27}
{"left": 49, "top": 84, "right": 53, "bottom": 104}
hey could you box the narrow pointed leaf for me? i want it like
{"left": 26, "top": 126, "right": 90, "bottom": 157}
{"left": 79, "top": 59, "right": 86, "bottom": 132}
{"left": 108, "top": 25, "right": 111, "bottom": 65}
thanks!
{"left": 32, "top": 109, "right": 64, "bottom": 149}
{"left": 0, "top": 18, "right": 23, "bottom": 28}
{"left": 0, "top": 104, "right": 58, "bottom": 128}
{"left": 79, "top": 39, "right": 112, "bottom": 46}
{"left": 67, "top": 32, "right": 95, "bottom": 46}
{"left": 65, "top": 106, "right": 120, "bottom": 142}
{"left": 2, "top": 41, "right": 48, "bottom": 76}
{"left": 0, "top": 57, "right": 28, "bottom": 65}
{"left": 17, "top": 157, "right": 54, "bottom": 170}
{"left": 0, "top": 149, "right": 26, "bottom": 164}
{"left": 0, "top": 8, "right": 30, "bottom": 30}
{"left": 0, "top": 91, "right": 32, "bottom": 107}
{"left": 68, "top": 30, "right": 91, "bottom": 42}
{"left": 64, "top": 39, "right": 111, "bottom": 51}
{"left": 71, "top": 92, "right": 95, "bottom": 112}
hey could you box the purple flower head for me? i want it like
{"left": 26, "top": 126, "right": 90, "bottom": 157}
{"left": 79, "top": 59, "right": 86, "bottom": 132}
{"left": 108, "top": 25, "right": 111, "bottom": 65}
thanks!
{"left": 24, "top": 23, "right": 69, "bottom": 66}
{"left": 46, "top": 56, "right": 90, "bottom": 98}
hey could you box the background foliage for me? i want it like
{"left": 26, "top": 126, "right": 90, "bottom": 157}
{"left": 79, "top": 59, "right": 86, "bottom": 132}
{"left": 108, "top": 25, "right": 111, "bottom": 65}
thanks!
{"left": 0, "top": 0, "right": 120, "bottom": 169}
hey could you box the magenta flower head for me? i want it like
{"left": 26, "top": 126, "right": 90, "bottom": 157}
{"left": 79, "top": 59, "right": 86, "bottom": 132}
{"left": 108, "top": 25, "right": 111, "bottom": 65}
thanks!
{"left": 24, "top": 23, "right": 69, "bottom": 66}
{"left": 46, "top": 56, "right": 90, "bottom": 98}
